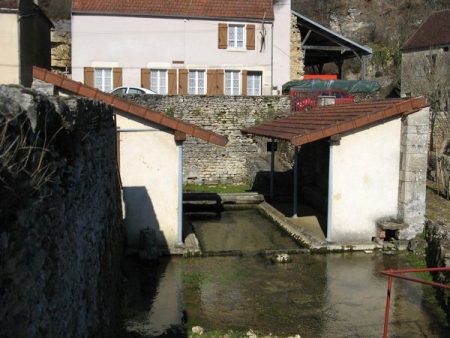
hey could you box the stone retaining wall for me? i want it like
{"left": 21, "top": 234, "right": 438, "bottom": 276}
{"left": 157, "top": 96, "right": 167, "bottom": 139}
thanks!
{"left": 124, "top": 95, "right": 291, "bottom": 185}
{"left": 425, "top": 220, "right": 450, "bottom": 325}
{"left": 0, "top": 86, "right": 123, "bottom": 337}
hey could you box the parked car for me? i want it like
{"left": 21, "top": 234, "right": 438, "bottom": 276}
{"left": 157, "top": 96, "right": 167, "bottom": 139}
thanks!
{"left": 109, "top": 86, "right": 157, "bottom": 95}
{"left": 290, "top": 89, "right": 354, "bottom": 112}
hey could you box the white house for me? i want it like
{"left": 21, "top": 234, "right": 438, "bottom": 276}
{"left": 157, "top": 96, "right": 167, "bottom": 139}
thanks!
{"left": 71, "top": 0, "right": 291, "bottom": 96}
{"left": 33, "top": 66, "right": 228, "bottom": 255}
{"left": 242, "top": 98, "right": 430, "bottom": 245}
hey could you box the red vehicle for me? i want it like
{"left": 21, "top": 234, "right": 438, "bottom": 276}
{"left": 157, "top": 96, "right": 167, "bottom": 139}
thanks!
{"left": 290, "top": 89, "right": 354, "bottom": 112}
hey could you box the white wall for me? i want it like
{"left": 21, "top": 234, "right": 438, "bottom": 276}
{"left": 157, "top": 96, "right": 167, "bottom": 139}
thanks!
{"left": 273, "top": 0, "right": 291, "bottom": 94}
{"left": 115, "top": 112, "right": 180, "bottom": 253}
{"left": 72, "top": 13, "right": 291, "bottom": 95}
{"left": 0, "top": 13, "right": 19, "bottom": 85}
{"left": 329, "top": 117, "right": 402, "bottom": 243}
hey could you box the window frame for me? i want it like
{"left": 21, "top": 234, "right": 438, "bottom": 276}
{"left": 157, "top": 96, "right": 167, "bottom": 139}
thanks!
{"left": 151, "top": 69, "right": 168, "bottom": 94}
{"left": 94, "top": 68, "right": 113, "bottom": 92}
{"left": 228, "top": 24, "right": 245, "bottom": 49}
{"left": 246, "top": 71, "right": 262, "bottom": 96}
{"left": 188, "top": 70, "right": 206, "bottom": 95}
{"left": 225, "top": 70, "right": 241, "bottom": 95}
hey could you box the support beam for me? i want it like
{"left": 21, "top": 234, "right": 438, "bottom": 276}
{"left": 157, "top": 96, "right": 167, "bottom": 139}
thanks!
{"left": 175, "top": 140, "right": 185, "bottom": 247}
{"left": 270, "top": 138, "right": 275, "bottom": 201}
{"left": 292, "top": 146, "right": 299, "bottom": 218}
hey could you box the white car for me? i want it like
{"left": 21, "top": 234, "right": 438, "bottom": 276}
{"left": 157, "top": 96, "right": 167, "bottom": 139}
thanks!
{"left": 109, "top": 86, "right": 157, "bottom": 95}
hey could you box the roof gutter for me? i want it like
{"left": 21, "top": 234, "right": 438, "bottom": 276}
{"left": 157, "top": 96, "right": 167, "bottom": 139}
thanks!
{"left": 72, "top": 11, "right": 275, "bottom": 23}
{"left": 32, "top": 66, "right": 228, "bottom": 146}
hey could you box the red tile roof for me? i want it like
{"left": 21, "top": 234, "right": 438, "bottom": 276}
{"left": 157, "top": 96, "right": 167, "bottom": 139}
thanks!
{"left": 402, "top": 10, "right": 450, "bottom": 50}
{"left": 32, "top": 67, "right": 228, "bottom": 147}
{"left": 241, "top": 98, "right": 428, "bottom": 146}
{"left": 72, "top": 0, "right": 274, "bottom": 21}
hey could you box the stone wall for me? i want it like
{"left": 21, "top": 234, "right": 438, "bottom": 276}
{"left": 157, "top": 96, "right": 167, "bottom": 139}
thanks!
{"left": 398, "top": 107, "right": 430, "bottom": 239}
{"left": 425, "top": 220, "right": 450, "bottom": 326}
{"left": 290, "top": 13, "right": 304, "bottom": 80}
{"left": 0, "top": 86, "right": 123, "bottom": 337}
{"left": 125, "top": 95, "right": 291, "bottom": 185}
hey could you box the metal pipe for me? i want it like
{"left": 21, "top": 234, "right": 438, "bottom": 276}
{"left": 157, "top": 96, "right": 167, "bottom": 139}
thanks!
{"left": 176, "top": 141, "right": 184, "bottom": 246}
{"left": 326, "top": 141, "right": 334, "bottom": 242}
{"left": 270, "top": 138, "right": 275, "bottom": 201}
{"left": 292, "top": 146, "right": 298, "bottom": 218}
{"left": 381, "top": 266, "right": 450, "bottom": 338}
{"left": 383, "top": 275, "right": 393, "bottom": 338}
{"left": 271, "top": 23, "right": 274, "bottom": 95}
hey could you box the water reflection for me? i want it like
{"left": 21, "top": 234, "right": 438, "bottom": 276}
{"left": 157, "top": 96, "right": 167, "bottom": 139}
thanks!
{"left": 122, "top": 209, "right": 449, "bottom": 337}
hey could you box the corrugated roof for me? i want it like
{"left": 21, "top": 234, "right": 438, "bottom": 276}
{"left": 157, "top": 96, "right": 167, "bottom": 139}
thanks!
{"left": 402, "top": 10, "right": 450, "bottom": 51}
{"left": 292, "top": 10, "right": 372, "bottom": 68}
{"left": 241, "top": 98, "right": 428, "bottom": 146}
{"left": 32, "top": 67, "right": 228, "bottom": 147}
{"left": 72, "top": 0, "right": 274, "bottom": 21}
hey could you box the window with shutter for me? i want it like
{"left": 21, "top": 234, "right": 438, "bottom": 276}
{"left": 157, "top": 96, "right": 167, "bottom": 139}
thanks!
{"left": 94, "top": 68, "right": 113, "bottom": 92}
{"left": 113, "top": 68, "right": 123, "bottom": 88}
{"left": 168, "top": 69, "right": 177, "bottom": 95}
{"left": 228, "top": 25, "right": 244, "bottom": 48}
{"left": 206, "top": 70, "right": 224, "bottom": 95}
{"left": 218, "top": 23, "right": 228, "bottom": 49}
{"left": 141, "top": 68, "right": 150, "bottom": 89}
{"left": 179, "top": 69, "right": 188, "bottom": 95}
{"left": 150, "top": 69, "right": 168, "bottom": 94}
{"left": 225, "top": 70, "right": 240, "bottom": 95}
{"left": 246, "top": 25, "right": 255, "bottom": 50}
{"left": 188, "top": 70, "right": 206, "bottom": 95}
{"left": 84, "top": 67, "right": 94, "bottom": 87}
{"left": 246, "top": 71, "right": 262, "bottom": 96}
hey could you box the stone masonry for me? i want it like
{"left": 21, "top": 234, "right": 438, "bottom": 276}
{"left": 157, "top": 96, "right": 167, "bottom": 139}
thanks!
{"left": 290, "top": 13, "right": 305, "bottom": 80}
{"left": 398, "top": 107, "right": 430, "bottom": 239}
{"left": 127, "top": 95, "right": 291, "bottom": 185}
{"left": 0, "top": 86, "right": 123, "bottom": 338}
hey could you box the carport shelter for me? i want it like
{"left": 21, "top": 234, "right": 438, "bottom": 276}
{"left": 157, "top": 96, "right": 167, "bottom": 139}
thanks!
{"left": 33, "top": 67, "right": 228, "bottom": 255}
{"left": 241, "top": 98, "right": 429, "bottom": 244}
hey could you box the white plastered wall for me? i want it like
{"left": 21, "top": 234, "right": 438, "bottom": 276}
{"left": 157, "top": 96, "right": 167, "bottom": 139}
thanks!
{"left": 71, "top": 12, "right": 291, "bottom": 95}
{"left": 329, "top": 117, "right": 402, "bottom": 243}
{"left": 0, "top": 13, "right": 19, "bottom": 85}
{"left": 272, "top": 0, "right": 291, "bottom": 94}
{"left": 115, "top": 111, "right": 179, "bottom": 253}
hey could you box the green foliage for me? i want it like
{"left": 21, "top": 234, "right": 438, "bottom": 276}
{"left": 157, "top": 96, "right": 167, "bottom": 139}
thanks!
{"left": 266, "top": 104, "right": 275, "bottom": 120}
{"left": 404, "top": 251, "right": 432, "bottom": 281}
{"left": 371, "top": 44, "right": 401, "bottom": 69}
{"left": 165, "top": 107, "right": 175, "bottom": 118}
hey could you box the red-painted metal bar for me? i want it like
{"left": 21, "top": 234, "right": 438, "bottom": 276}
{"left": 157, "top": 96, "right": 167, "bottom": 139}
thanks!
{"left": 383, "top": 275, "right": 393, "bottom": 338}
{"left": 381, "top": 267, "right": 450, "bottom": 338}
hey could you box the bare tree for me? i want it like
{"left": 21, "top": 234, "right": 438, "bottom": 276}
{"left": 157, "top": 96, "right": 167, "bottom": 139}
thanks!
{"left": 401, "top": 47, "right": 450, "bottom": 195}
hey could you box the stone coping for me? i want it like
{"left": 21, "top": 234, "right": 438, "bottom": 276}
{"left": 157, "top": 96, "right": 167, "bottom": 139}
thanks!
{"left": 182, "top": 194, "right": 383, "bottom": 255}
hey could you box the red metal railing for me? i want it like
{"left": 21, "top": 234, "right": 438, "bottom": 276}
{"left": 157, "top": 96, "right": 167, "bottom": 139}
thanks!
{"left": 381, "top": 267, "right": 450, "bottom": 338}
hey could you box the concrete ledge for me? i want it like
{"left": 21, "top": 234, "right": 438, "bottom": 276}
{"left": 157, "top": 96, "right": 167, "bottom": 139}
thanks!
{"left": 256, "top": 202, "right": 326, "bottom": 249}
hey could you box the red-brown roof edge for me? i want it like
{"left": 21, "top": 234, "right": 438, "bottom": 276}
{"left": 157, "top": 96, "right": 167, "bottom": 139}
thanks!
{"left": 241, "top": 97, "right": 428, "bottom": 146}
{"left": 32, "top": 67, "right": 228, "bottom": 146}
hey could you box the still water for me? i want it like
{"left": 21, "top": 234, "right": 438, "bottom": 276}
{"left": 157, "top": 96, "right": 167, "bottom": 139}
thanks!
{"left": 122, "top": 209, "right": 449, "bottom": 337}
